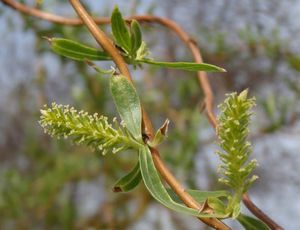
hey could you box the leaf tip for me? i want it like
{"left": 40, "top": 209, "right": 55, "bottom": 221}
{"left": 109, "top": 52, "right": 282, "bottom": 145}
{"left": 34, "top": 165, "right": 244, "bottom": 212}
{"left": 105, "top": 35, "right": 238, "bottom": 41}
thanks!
{"left": 112, "top": 5, "right": 120, "bottom": 15}
{"left": 42, "top": 36, "right": 52, "bottom": 44}
{"left": 131, "top": 19, "right": 139, "bottom": 27}
{"left": 112, "top": 186, "right": 122, "bottom": 193}
{"left": 113, "top": 5, "right": 119, "bottom": 11}
{"left": 160, "top": 119, "right": 170, "bottom": 136}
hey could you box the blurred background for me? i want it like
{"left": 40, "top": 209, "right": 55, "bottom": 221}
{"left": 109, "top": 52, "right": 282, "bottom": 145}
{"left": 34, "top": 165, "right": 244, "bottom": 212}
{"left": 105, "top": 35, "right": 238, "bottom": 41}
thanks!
{"left": 1, "top": 0, "right": 300, "bottom": 229}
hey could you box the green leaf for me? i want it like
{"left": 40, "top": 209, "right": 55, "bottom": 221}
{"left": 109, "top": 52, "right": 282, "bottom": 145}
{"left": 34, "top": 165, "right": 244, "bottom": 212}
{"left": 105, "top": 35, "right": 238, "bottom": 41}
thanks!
{"left": 139, "top": 59, "right": 226, "bottom": 72}
{"left": 111, "top": 6, "right": 131, "bottom": 53}
{"left": 113, "top": 161, "right": 141, "bottom": 192}
{"left": 188, "top": 190, "right": 230, "bottom": 203}
{"left": 237, "top": 214, "right": 270, "bottom": 230}
{"left": 110, "top": 74, "right": 142, "bottom": 140}
{"left": 47, "top": 37, "right": 111, "bottom": 61}
{"left": 185, "top": 189, "right": 230, "bottom": 218}
{"left": 167, "top": 188, "right": 230, "bottom": 213}
{"left": 148, "top": 119, "right": 169, "bottom": 147}
{"left": 207, "top": 197, "right": 229, "bottom": 217}
{"left": 165, "top": 188, "right": 184, "bottom": 203}
{"left": 139, "top": 146, "right": 225, "bottom": 218}
{"left": 136, "top": 42, "right": 150, "bottom": 60}
{"left": 130, "top": 20, "right": 142, "bottom": 55}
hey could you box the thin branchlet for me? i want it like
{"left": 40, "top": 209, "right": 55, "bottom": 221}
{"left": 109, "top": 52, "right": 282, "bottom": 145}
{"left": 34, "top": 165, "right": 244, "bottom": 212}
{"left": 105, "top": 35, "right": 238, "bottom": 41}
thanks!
{"left": 39, "top": 102, "right": 142, "bottom": 154}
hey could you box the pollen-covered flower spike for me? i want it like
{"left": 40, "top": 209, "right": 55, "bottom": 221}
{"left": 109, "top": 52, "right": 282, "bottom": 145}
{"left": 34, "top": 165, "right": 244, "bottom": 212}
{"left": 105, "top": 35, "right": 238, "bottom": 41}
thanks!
{"left": 39, "top": 102, "right": 142, "bottom": 155}
{"left": 216, "top": 89, "right": 258, "bottom": 217}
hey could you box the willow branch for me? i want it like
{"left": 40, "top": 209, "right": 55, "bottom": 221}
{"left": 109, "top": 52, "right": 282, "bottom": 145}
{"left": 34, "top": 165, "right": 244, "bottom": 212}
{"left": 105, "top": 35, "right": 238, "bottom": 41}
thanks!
{"left": 1, "top": 0, "right": 282, "bottom": 228}
{"left": 68, "top": 0, "right": 228, "bottom": 229}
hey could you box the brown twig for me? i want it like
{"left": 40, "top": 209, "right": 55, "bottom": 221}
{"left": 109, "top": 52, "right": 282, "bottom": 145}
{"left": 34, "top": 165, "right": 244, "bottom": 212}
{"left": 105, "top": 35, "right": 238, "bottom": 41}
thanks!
{"left": 1, "top": 0, "right": 282, "bottom": 229}
{"left": 242, "top": 193, "right": 284, "bottom": 230}
{"left": 68, "top": 0, "right": 228, "bottom": 229}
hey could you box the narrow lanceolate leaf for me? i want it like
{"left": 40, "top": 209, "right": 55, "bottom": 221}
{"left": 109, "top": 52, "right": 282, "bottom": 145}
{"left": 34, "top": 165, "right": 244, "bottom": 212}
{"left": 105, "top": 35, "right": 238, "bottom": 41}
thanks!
{"left": 139, "top": 59, "right": 226, "bottom": 72}
{"left": 139, "top": 146, "right": 225, "bottom": 218}
{"left": 47, "top": 38, "right": 111, "bottom": 61}
{"left": 187, "top": 190, "right": 230, "bottom": 203}
{"left": 113, "top": 161, "right": 141, "bottom": 192}
{"left": 237, "top": 214, "right": 270, "bottom": 230}
{"left": 130, "top": 20, "right": 142, "bottom": 55}
{"left": 110, "top": 74, "right": 142, "bottom": 140}
{"left": 111, "top": 6, "right": 131, "bottom": 53}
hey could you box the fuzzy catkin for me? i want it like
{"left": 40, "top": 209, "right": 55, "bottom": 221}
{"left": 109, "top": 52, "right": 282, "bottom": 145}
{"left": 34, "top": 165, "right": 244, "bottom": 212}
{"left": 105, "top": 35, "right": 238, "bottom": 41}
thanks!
{"left": 39, "top": 102, "right": 142, "bottom": 155}
{"left": 216, "top": 90, "right": 258, "bottom": 193}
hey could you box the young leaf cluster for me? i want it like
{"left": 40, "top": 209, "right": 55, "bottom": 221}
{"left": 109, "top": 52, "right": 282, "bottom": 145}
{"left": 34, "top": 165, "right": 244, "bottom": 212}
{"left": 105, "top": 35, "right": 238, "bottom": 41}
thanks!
{"left": 216, "top": 90, "right": 258, "bottom": 217}
{"left": 46, "top": 6, "right": 225, "bottom": 73}
{"left": 111, "top": 7, "right": 148, "bottom": 64}
{"left": 39, "top": 102, "right": 142, "bottom": 155}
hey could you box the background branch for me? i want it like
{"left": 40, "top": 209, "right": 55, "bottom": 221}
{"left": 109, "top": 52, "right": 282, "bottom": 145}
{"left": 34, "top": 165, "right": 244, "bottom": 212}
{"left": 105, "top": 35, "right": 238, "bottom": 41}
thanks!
{"left": 242, "top": 193, "right": 283, "bottom": 230}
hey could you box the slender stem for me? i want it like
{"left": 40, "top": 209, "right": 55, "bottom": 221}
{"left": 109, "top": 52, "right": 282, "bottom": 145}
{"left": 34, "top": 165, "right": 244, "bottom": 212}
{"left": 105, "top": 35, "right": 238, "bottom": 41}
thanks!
{"left": 1, "top": 0, "right": 283, "bottom": 229}
{"left": 68, "top": 0, "right": 228, "bottom": 229}
{"left": 242, "top": 193, "right": 284, "bottom": 230}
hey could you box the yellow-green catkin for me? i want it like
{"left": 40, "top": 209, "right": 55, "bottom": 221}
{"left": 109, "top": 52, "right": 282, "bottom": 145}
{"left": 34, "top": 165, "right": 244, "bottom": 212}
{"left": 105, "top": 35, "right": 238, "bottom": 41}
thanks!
{"left": 216, "top": 90, "right": 258, "bottom": 217}
{"left": 39, "top": 102, "right": 142, "bottom": 155}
